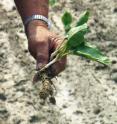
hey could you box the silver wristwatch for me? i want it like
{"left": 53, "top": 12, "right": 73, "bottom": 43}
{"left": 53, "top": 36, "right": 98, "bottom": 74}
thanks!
{"left": 24, "top": 15, "right": 52, "bottom": 29}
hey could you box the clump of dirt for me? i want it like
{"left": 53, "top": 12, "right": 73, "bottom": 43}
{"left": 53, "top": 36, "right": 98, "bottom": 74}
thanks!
{"left": 0, "top": 0, "right": 117, "bottom": 124}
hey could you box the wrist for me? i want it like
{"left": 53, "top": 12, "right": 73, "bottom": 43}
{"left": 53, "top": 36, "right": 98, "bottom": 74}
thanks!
{"left": 24, "top": 14, "right": 51, "bottom": 29}
{"left": 28, "top": 20, "right": 48, "bottom": 28}
{"left": 25, "top": 20, "right": 48, "bottom": 36}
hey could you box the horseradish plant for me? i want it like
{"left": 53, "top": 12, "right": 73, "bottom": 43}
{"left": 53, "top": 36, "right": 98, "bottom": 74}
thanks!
{"left": 34, "top": 10, "right": 110, "bottom": 104}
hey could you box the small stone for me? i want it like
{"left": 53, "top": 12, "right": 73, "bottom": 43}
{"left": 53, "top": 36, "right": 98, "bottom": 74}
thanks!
{"left": 0, "top": 93, "right": 7, "bottom": 101}
{"left": 29, "top": 115, "right": 39, "bottom": 123}
{"left": 0, "top": 107, "right": 9, "bottom": 118}
{"left": 113, "top": 8, "right": 117, "bottom": 13}
{"left": 112, "top": 60, "right": 117, "bottom": 64}
{"left": 49, "top": 97, "right": 56, "bottom": 105}
{"left": 12, "top": 6, "right": 16, "bottom": 11}
{"left": 39, "top": 99, "right": 45, "bottom": 105}
{"left": 14, "top": 80, "right": 26, "bottom": 87}
{"left": 74, "top": 110, "right": 83, "bottom": 115}
{"left": 62, "top": 104, "right": 67, "bottom": 108}
{"left": 111, "top": 73, "right": 117, "bottom": 83}
{"left": 95, "top": 65, "right": 107, "bottom": 70}
{"left": 112, "top": 67, "right": 117, "bottom": 73}
{"left": 0, "top": 75, "right": 7, "bottom": 83}
{"left": 12, "top": 117, "right": 21, "bottom": 124}
{"left": 93, "top": 108, "right": 101, "bottom": 115}
{"left": 23, "top": 48, "right": 28, "bottom": 53}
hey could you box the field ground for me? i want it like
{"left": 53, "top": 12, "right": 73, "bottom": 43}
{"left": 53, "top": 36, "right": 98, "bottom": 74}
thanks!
{"left": 0, "top": 0, "right": 117, "bottom": 124}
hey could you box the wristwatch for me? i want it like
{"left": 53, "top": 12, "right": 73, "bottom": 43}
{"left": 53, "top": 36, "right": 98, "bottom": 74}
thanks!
{"left": 24, "top": 15, "right": 52, "bottom": 29}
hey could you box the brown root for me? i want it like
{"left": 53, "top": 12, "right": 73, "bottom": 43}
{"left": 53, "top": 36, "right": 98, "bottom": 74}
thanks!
{"left": 37, "top": 72, "right": 56, "bottom": 104}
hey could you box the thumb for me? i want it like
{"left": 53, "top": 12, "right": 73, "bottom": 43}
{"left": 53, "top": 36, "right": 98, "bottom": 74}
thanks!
{"left": 36, "top": 42, "right": 49, "bottom": 70}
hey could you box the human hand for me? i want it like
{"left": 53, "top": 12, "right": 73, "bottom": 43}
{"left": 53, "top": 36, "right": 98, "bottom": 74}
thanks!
{"left": 26, "top": 20, "right": 66, "bottom": 78}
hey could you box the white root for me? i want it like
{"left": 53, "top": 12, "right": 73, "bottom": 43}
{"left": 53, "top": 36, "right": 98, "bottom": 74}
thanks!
{"left": 40, "top": 57, "right": 58, "bottom": 72}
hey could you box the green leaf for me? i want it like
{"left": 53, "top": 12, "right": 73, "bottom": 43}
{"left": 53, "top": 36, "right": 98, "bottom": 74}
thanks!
{"left": 76, "top": 10, "right": 90, "bottom": 26}
{"left": 64, "top": 25, "right": 71, "bottom": 34}
{"left": 66, "top": 23, "right": 89, "bottom": 49}
{"left": 62, "top": 11, "right": 72, "bottom": 33}
{"left": 49, "top": 0, "right": 57, "bottom": 6}
{"left": 72, "top": 43, "right": 110, "bottom": 65}
{"left": 62, "top": 11, "right": 72, "bottom": 26}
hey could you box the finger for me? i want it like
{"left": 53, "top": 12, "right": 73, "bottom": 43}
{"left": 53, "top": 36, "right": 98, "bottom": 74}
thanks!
{"left": 33, "top": 72, "right": 40, "bottom": 84}
{"left": 50, "top": 57, "right": 67, "bottom": 77}
{"left": 28, "top": 40, "right": 37, "bottom": 59}
{"left": 33, "top": 71, "right": 42, "bottom": 84}
{"left": 49, "top": 34, "right": 65, "bottom": 52}
{"left": 49, "top": 36, "right": 65, "bottom": 62}
{"left": 48, "top": 35, "right": 66, "bottom": 76}
{"left": 36, "top": 41, "right": 49, "bottom": 70}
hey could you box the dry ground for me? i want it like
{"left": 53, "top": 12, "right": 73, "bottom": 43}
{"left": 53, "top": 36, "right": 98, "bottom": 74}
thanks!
{"left": 0, "top": 0, "right": 117, "bottom": 124}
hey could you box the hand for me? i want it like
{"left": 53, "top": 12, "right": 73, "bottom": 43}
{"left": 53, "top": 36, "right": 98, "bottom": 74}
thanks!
{"left": 26, "top": 20, "right": 66, "bottom": 77}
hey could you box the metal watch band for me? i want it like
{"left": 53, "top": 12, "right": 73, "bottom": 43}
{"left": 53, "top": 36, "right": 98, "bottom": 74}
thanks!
{"left": 24, "top": 15, "right": 51, "bottom": 29}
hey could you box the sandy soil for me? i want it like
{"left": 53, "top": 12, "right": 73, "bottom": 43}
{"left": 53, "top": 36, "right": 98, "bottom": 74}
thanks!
{"left": 0, "top": 0, "right": 117, "bottom": 124}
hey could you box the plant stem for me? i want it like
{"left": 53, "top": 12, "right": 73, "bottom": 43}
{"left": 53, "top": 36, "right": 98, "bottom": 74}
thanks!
{"left": 40, "top": 57, "right": 58, "bottom": 72}
{"left": 39, "top": 39, "right": 68, "bottom": 72}
{"left": 50, "top": 39, "right": 67, "bottom": 60}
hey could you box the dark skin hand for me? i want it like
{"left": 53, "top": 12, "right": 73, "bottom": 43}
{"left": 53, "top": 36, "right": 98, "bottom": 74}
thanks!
{"left": 14, "top": 0, "right": 66, "bottom": 78}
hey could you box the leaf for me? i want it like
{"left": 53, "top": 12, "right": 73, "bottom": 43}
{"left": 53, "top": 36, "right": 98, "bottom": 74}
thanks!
{"left": 66, "top": 23, "right": 89, "bottom": 49}
{"left": 62, "top": 11, "right": 72, "bottom": 33}
{"left": 72, "top": 43, "right": 110, "bottom": 65}
{"left": 62, "top": 11, "right": 72, "bottom": 26}
{"left": 49, "top": 0, "right": 57, "bottom": 6}
{"left": 64, "top": 25, "right": 71, "bottom": 34}
{"left": 76, "top": 10, "right": 90, "bottom": 26}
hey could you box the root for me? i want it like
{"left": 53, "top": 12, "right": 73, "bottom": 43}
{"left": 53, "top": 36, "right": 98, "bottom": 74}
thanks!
{"left": 40, "top": 57, "right": 58, "bottom": 72}
{"left": 37, "top": 72, "right": 57, "bottom": 104}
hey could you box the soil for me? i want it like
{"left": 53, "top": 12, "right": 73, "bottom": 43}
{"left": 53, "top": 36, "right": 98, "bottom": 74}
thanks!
{"left": 0, "top": 0, "right": 117, "bottom": 124}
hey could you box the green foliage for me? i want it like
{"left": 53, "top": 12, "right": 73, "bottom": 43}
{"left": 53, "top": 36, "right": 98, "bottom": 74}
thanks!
{"left": 76, "top": 10, "right": 90, "bottom": 26}
{"left": 37, "top": 10, "right": 110, "bottom": 101}
{"left": 59, "top": 10, "right": 111, "bottom": 66}
{"left": 40, "top": 10, "right": 110, "bottom": 73}
{"left": 66, "top": 23, "right": 89, "bottom": 49}
{"left": 62, "top": 11, "right": 72, "bottom": 33}
{"left": 72, "top": 42, "right": 110, "bottom": 65}
{"left": 62, "top": 11, "right": 72, "bottom": 26}
{"left": 49, "top": 0, "right": 57, "bottom": 6}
